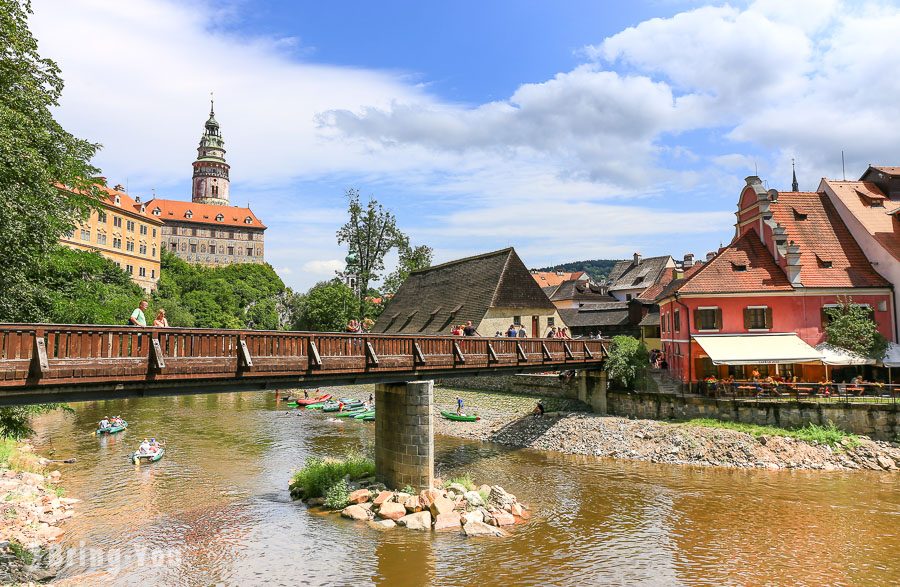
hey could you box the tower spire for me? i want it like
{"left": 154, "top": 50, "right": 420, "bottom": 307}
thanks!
{"left": 791, "top": 158, "right": 799, "bottom": 192}
{"left": 192, "top": 96, "right": 230, "bottom": 206}
{"left": 210, "top": 91, "right": 214, "bottom": 116}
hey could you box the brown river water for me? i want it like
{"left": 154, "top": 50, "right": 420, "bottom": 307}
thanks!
{"left": 30, "top": 391, "right": 899, "bottom": 586}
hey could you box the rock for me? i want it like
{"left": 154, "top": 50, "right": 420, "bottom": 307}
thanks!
{"left": 461, "top": 510, "right": 484, "bottom": 525}
{"left": 420, "top": 488, "right": 442, "bottom": 507}
{"left": 348, "top": 489, "right": 370, "bottom": 504}
{"left": 488, "top": 486, "right": 517, "bottom": 510}
{"left": 37, "top": 525, "right": 64, "bottom": 541}
{"left": 478, "top": 484, "right": 491, "bottom": 495}
{"left": 434, "top": 511, "right": 462, "bottom": 531}
{"left": 368, "top": 519, "right": 397, "bottom": 530}
{"left": 877, "top": 455, "right": 896, "bottom": 470}
{"left": 377, "top": 502, "right": 407, "bottom": 521}
{"left": 430, "top": 495, "right": 456, "bottom": 517}
{"left": 306, "top": 497, "right": 325, "bottom": 507}
{"left": 463, "top": 491, "right": 484, "bottom": 507}
{"left": 397, "top": 511, "right": 432, "bottom": 530}
{"left": 446, "top": 482, "right": 468, "bottom": 495}
{"left": 341, "top": 504, "right": 370, "bottom": 521}
{"left": 20, "top": 472, "right": 44, "bottom": 486}
{"left": 493, "top": 511, "right": 515, "bottom": 526}
{"left": 48, "top": 470, "right": 61, "bottom": 481}
{"left": 403, "top": 495, "right": 423, "bottom": 513}
{"left": 510, "top": 502, "right": 523, "bottom": 517}
{"left": 359, "top": 502, "right": 373, "bottom": 511}
{"left": 395, "top": 492, "right": 411, "bottom": 501}
{"left": 463, "top": 520, "right": 508, "bottom": 537}
{"left": 372, "top": 490, "right": 393, "bottom": 506}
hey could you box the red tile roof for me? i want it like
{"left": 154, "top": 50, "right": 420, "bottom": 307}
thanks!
{"left": 823, "top": 180, "right": 900, "bottom": 262}
{"left": 768, "top": 192, "right": 889, "bottom": 287}
{"left": 145, "top": 199, "right": 266, "bottom": 229}
{"left": 58, "top": 183, "right": 163, "bottom": 224}
{"left": 531, "top": 270, "right": 586, "bottom": 287}
{"left": 676, "top": 230, "right": 794, "bottom": 294}
{"left": 870, "top": 166, "right": 900, "bottom": 176}
{"left": 638, "top": 265, "right": 702, "bottom": 300}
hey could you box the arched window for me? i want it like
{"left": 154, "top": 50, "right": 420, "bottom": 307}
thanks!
{"left": 185, "top": 210, "right": 193, "bottom": 219}
{"left": 244, "top": 216, "right": 252, "bottom": 224}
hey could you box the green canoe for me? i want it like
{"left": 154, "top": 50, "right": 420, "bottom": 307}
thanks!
{"left": 334, "top": 407, "right": 369, "bottom": 418}
{"left": 132, "top": 448, "right": 164, "bottom": 464}
{"left": 441, "top": 411, "right": 480, "bottom": 422}
{"left": 353, "top": 410, "right": 375, "bottom": 420}
{"left": 97, "top": 421, "right": 128, "bottom": 434}
{"left": 362, "top": 415, "right": 375, "bottom": 421}
{"left": 304, "top": 403, "right": 327, "bottom": 410}
{"left": 323, "top": 402, "right": 363, "bottom": 412}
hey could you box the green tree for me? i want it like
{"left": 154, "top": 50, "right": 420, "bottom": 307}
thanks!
{"left": 0, "top": 0, "right": 102, "bottom": 322}
{"left": 825, "top": 299, "right": 889, "bottom": 359}
{"left": 0, "top": 404, "right": 70, "bottom": 440}
{"left": 295, "top": 281, "right": 357, "bottom": 332}
{"left": 605, "top": 335, "right": 649, "bottom": 389}
{"left": 336, "top": 189, "right": 408, "bottom": 319}
{"left": 382, "top": 243, "right": 433, "bottom": 296}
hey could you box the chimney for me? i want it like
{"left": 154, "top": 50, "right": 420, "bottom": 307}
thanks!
{"left": 134, "top": 195, "right": 141, "bottom": 204}
{"left": 785, "top": 240, "right": 803, "bottom": 286}
{"left": 633, "top": 252, "right": 642, "bottom": 265}
{"left": 706, "top": 251, "right": 716, "bottom": 262}
{"left": 683, "top": 253, "right": 694, "bottom": 268}
{"left": 113, "top": 183, "right": 124, "bottom": 191}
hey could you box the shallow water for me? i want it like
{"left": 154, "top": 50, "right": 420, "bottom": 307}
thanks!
{"left": 31, "top": 391, "right": 900, "bottom": 586}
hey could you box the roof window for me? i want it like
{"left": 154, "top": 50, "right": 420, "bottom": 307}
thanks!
{"left": 216, "top": 213, "right": 224, "bottom": 222}
{"left": 792, "top": 208, "right": 807, "bottom": 221}
{"left": 185, "top": 210, "right": 193, "bottom": 219}
{"left": 732, "top": 263, "right": 748, "bottom": 272}
{"left": 816, "top": 255, "right": 833, "bottom": 268}
{"left": 244, "top": 216, "right": 253, "bottom": 224}
{"left": 152, "top": 207, "right": 161, "bottom": 216}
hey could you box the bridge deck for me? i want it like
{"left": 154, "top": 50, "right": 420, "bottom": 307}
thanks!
{"left": 0, "top": 325, "right": 606, "bottom": 404}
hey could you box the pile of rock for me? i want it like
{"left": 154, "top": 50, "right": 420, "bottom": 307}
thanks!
{"left": 0, "top": 467, "right": 78, "bottom": 583}
{"left": 329, "top": 482, "right": 529, "bottom": 537}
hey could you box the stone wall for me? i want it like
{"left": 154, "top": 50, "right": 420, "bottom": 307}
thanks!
{"left": 608, "top": 391, "right": 900, "bottom": 441}
{"left": 374, "top": 381, "right": 434, "bottom": 491}
{"left": 438, "top": 373, "right": 576, "bottom": 398}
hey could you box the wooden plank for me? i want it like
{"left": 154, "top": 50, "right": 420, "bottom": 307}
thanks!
{"left": 487, "top": 343, "right": 498, "bottom": 362}
{"left": 309, "top": 340, "right": 322, "bottom": 368}
{"left": 516, "top": 342, "right": 528, "bottom": 361}
{"left": 238, "top": 339, "right": 253, "bottom": 369}
{"left": 365, "top": 342, "right": 379, "bottom": 366}
{"left": 31, "top": 337, "right": 49, "bottom": 377}
{"left": 563, "top": 342, "right": 574, "bottom": 360}
{"left": 541, "top": 342, "right": 552, "bottom": 360}
{"left": 413, "top": 342, "right": 426, "bottom": 364}
{"left": 453, "top": 342, "right": 465, "bottom": 363}
{"left": 583, "top": 342, "right": 593, "bottom": 359}
{"left": 150, "top": 338, "right": 166, "bottom": 370}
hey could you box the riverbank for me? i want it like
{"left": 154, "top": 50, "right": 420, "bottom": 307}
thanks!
{"left": 316, "top": 385, "right": 900, "bottom": 472}
{"left": 0, "top": 440, "right": 78, "bottom": 584}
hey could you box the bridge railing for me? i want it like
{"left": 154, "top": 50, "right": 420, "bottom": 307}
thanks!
{"left": 0, "top": 324, "right": 607, "bottom": 389}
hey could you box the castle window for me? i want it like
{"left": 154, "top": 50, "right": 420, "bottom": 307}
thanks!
{"left": 97, "top": 211, "right": 107, "bottom": 223}
{"left": 140, "top": 225, "right": 148, "bottom": 235}
{"left": 114, "top": 196, "right": 120, "bottom": 205}
{"left": 139, "top": 267, "right": 146, "bottom": 277}
{"left": 185, "top": 210, "right": 193, "bottom": 219}
{"left": 211, "top": 185, "right": 219, "bottom": 197}
{"left": 125, "top": 264, "right": 133, "bottom": 274}
{"left": 97, "top": 234, "right": 107, "bottom": 245}
{"left": 80, "top": 229, "right": 90, "bottom": 241}
{"left": 113, "top": 216, "right": 122, "bottom": 228}
{"left": 152, "top": 208, "right": 161, "bottom": 216}
{"left": 244, "top": 216, "right": 252, "bottom": 224}
{"left": 126, "top": 241, "right": 135, "bottom": 252}
{"left": 126, "top": 220, "right": 135, "bottom": 232}
{"left": 216, "top": 214, "right": 224, "bottom": 222}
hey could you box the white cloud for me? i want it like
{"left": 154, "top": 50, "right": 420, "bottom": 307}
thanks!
{"left": 300, "top": 259, "right": 344, "bottom": 277}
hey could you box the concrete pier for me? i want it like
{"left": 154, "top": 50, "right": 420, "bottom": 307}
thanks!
{"left": 374, "top": 380, "right": 434, "bottom": 491}
{"left": 577, "top": 370, "right": 608, "bottom": 414}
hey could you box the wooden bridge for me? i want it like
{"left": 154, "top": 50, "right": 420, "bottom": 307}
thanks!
{"left": 0, "top": 324, "right": 607, "bottom": 405}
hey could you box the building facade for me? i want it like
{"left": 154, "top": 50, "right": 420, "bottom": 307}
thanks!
{"left": 60, "top": 184, "right": 163, "bottom": 292}
{"left": 147, "top": 100, "right": 266, "bottom": 266}
{"left": 657, "top": 177, "right": 895, "bottom": 386}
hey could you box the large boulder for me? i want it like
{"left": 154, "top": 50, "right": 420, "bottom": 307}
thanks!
{"left": 377, "top": 501, "right": 407, "bottom": 521}
{"left": 430, "top": 495, "right": 456, "bottom": 517}
{"left": 397, "top": 511, "right": 432, "bottom": 530}
{"left": 373, "top": 491, "right": 394, "bottom": 506}
{"left": 348, "top": 489, "right": 370, "bottom": 504}
{"left": 340, "top": 504, "right": 370, "bottom": 521}
{"left": 434, "top": 511, "right": 462, "bottom": 531}
{"left": 463, "top": 520, "right": 508, "bottom": 537}
{"left": 368, "top": 519, "right": 397, "bottom": 530}
{"left": 463, "top": 491, "right": 484, "bottom": 507}
{"left": 493, "top": 511, "right": 515, "bottom": 526}
{"left": 446, "top": 482, "right": 468, "bottom": 496}
{"left": 488, "top": 486, "right": 517, "bottom": 510}
{"left": 403, "top": 495, "right": 423, "bottom": 513}
{"left": 461, "top": 510, "right": 484, "bottom": 525}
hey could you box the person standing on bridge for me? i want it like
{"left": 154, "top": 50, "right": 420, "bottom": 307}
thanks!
{"left": 129, "top": 300, "right": 149, "bottom": 327}
{"left": 517, "top": 325, "right": 528, "bottom": 338}
{"left": 153, "top": 308, "right": 169, "bottom": 327}
{"left": 463, "top": 320, "right": 479, "bottom": 336}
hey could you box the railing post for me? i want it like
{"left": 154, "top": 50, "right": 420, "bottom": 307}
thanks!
{"left": 30, "top": 330, "right": 48, "bottom": 378}
{"left": 238, "top": 336, "right": 253, "bottom": 370}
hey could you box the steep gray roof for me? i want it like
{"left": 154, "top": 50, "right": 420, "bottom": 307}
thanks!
{"left": 607, "top": 255, "right": 671, "bottom": 291}
{"left": 558, "top": 307, "right": 630, "bottom": 328}
{"left": 548, "top": 279, "right": 612, "bottom": 303}
{"left": 638, "top": 312, "right": 660, "bottom": 327}
{"left": 373, "top": 248, "right": 555, "bottom": 334}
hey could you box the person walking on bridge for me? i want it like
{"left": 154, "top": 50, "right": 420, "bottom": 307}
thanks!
{"left": 463, "top": 320, "right": 479, "bottom": 336}
{"left": 129, "top": 300, "right": 148, "bottom": 327}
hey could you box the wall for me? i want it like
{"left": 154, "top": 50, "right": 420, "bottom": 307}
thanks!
{"left": 161, "top": 221, "right": 265, "bottom": 266}
{"left": 438, "top": 373, "right": 576, "bottom": 398}
{"left": 608, "top": 391, "right": 900, "bottom": 441}
{"left": 478, "top": 307, "right": 564, "bottom": 338}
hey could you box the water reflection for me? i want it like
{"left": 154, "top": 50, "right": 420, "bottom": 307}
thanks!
{"left": 30, "top": 392, "right": 900, "bottom": 586}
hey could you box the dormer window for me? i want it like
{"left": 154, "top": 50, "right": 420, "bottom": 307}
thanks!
{"left": 244, "top": 216, "right": 252, "bottom": 224}
{"left": 792, "top": 208, "right": 807, "bottom": 221}
{"left": 185, "top": 210, "right": 193, "bottom": 219}
{"left": 216, "top": 213, "right": 224, "bottom": 222}
{"left": 152, "top": 207, "right": 161, "bottom": 216}
{"left": 733, "top": 263, "right": 747, "bottom": 272}
{"left": 816, "top": 255, "right": 833, "bottom": 268}
{"left": 114, "top": 195, "right": 120, "bottom": 205}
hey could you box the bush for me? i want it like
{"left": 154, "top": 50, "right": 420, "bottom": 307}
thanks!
{"left": 445, "top": 474, "right": 475, "bottom": 491}
{"left": 288, "top": 453, "right": 375, "bottom": 499}
{"left": 681, "top": 418, "right": 858, "bottom": 448}
{"left": 323, "top": 479, "right": 351, "bottom": 509}
{"left": 605, "top": 335, "right": 649, "bottom": 389}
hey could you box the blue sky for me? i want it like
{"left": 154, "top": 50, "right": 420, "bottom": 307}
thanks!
{"left": 31, "top": 0, "right": 900, "bottom": 290}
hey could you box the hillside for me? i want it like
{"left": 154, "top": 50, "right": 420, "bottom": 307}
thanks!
{"left": 534, "top": 259, "right": 619, "bottom": 282}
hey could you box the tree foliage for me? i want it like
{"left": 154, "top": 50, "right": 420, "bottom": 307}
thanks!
{"left": 336, "top": 189, "right": 408, "bottom": 318}
{"left": 0, "top": 0, "right": 102, "bottom": 322}
{"left": 382, "top": 243, "right": 433, "bottom": 296}
{"left": 0, "top": 404, "right": 70, "bottom": 440}
{"left": 153, "top": 251, "right": 292, "bottom": 329}
{"left": 534, "top": 259, "right": 620, "bottom": 282}
{"left": 825, "top": 299, "right": 889, "bottom": 359}
{"left": 292, "top": 281, "right": 358, "bottom": 332}
{"left": 605, "top": 335, "right": 649, "bottom": 388}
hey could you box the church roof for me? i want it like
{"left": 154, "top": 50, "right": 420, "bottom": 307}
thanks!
{"left": 373, "top": 248, "right": 555, "bottom": 334}
{"left": 145, "top": 198, "right": 266, "bottom": 229}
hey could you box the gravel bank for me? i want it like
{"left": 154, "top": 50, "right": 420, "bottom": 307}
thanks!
{"left": 293, "top": 385, "right": 900, "bottom": 472}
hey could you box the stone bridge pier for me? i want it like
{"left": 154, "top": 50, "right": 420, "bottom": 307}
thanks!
{"left": 576, "top": 370, "right": 608, "bottom": 414}
{"left": 374, "top": 380, "right": 434, "bottom": 491}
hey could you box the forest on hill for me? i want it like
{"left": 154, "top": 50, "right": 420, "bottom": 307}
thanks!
{"left": 534, "top": 259, "right": 620, "bottom": 282}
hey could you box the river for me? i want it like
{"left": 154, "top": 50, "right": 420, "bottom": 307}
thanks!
{"left": 30, "top": 391, "right": 899, "bottom": 586}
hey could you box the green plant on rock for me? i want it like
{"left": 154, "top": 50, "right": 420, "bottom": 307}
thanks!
{"left": 9, "top": 540, "right": 34, "bottom": 565}
{"left": 401, "top": 485, "right": 414, "bottom": 495}
{"left": 323, "top": 479, "right": 350, "bottom": 510}
{"left": 288, "top": 453, "right": 375, "bottom": 499}
{"left": 446, "top": 474, "right": 475, "bottom": 491}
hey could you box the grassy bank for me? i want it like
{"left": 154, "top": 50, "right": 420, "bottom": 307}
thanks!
{"left": 677, "top": 418, "right": 859, "bottom": 448}
{"left": 0, "top": 438, "right": 43, "bottom": 473}
{"left": 289, "top": 454, "right": 375, "bottom": 501}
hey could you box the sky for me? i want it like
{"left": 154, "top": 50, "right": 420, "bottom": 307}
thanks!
{"left": 29, "top": 0, "right": 900, "bottom": 291}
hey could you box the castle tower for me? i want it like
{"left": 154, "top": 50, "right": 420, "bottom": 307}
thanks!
{"left": 191, "top": 98, "right": 230, "bottom": 206}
